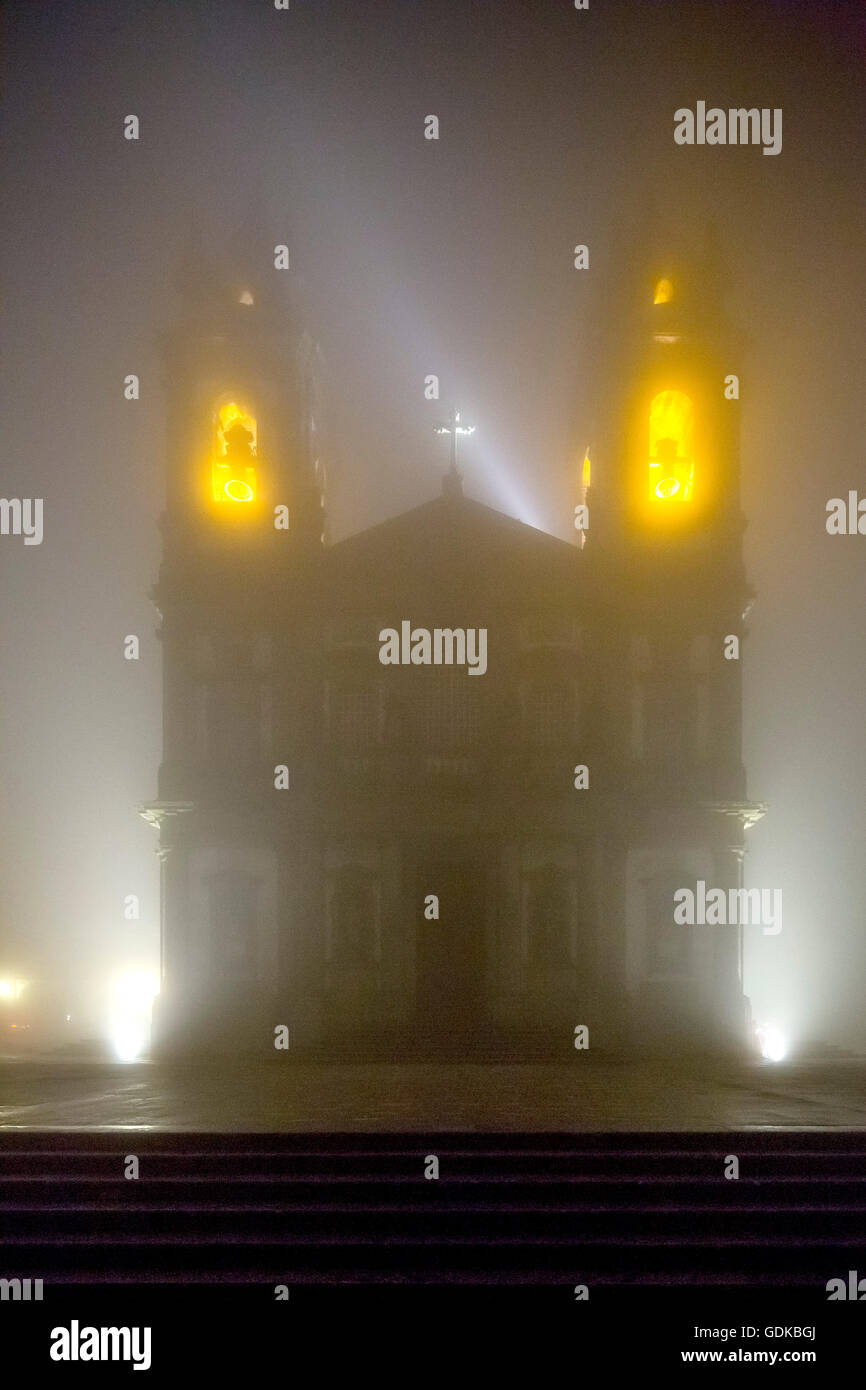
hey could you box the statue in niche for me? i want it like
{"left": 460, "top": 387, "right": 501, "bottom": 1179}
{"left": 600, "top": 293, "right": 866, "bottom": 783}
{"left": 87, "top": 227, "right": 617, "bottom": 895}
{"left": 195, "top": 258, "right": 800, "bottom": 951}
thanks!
{"left": 223, "top": 419, "right": 255, "bottom": 461}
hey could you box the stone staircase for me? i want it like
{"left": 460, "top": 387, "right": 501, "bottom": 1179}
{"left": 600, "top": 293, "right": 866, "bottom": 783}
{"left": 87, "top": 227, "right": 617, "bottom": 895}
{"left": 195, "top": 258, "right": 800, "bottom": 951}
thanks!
{"left": 0, "top": 1130, "right": 863, "bottom": 1288}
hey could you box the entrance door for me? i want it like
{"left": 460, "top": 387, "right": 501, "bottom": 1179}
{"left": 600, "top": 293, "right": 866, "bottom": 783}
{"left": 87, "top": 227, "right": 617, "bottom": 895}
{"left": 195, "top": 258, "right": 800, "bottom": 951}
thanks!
{"left": 415, "top": 864, "right": 485, "bottom": 1030}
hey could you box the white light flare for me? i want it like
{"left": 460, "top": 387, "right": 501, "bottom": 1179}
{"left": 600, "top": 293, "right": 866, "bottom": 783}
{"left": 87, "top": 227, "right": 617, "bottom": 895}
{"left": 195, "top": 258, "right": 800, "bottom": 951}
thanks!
{"left": 467, "top": 437, "right": 549, "bottom": 531}
{"left": 756, "top": 1023, "right": 787, "bottom": 1063}
{"left": 110, "top": 970, "right": 159, "bottom": 1062}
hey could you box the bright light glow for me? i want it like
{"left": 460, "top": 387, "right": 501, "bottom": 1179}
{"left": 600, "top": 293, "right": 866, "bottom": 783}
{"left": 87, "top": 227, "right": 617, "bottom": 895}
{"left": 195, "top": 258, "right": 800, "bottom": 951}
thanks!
{"left": 648, "top": 389, "right": 695, "bottom": 501}
{"left": 0, "top": 978, "right": 26, "bottom": 1000}
{"left": 655, "top": 477, "right": 680, "bottom": 498}
{"left": 212, "top": 401, "right": 258, "bottom": 505}
{"left": 110, "top": 970, "right": 159, "bottom": 1063}
{"left": 217, "top": 401, "right": 253, "bottom": 438}
{"left": 756, "top": 1023, "right": 787, "bottom": 1063}
{"left": 582, "top": 450, "right": 591, "bottom": 488}
{"left": 224, "top": 478, "right": 254, "bottom": 502}
{"left": 435, "top": 410, "right": 475, "bottom": 439}
{"left": 653, "top": 277, "right": 674, "bottom": 305}
{"left": 470, "top": 446, "right": 548, "bottom": 530}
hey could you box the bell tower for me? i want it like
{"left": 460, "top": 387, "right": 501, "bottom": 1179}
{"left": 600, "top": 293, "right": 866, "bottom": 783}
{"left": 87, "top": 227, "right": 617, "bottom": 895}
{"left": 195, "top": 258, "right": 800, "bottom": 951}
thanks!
{"left": 586, "top": 251, "right": 761, "bottom": 1053}
{"left": 160, "top": 257, "right": 325, "bottom": 552}
{"left": 589, "top": 255, "right": 744, "bottom": 560}
{"left": 145, "top": 253, "right": 328, "bottom": 1053}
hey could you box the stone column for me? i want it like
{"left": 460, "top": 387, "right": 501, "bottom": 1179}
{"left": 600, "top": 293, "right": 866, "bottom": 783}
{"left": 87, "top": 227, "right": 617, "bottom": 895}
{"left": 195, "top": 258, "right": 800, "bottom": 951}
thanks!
{"left": 138, "top": 802, "right": 193, "bottom": 1054}
{"left": 710, "top": 833, "right": 749, "bottom": 1053}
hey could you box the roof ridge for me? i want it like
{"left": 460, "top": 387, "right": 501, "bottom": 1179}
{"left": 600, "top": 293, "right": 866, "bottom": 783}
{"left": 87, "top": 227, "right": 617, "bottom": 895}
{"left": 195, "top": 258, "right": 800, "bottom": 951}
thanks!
{"left": 329, "top": 491, "right": 574, "bottom": 554}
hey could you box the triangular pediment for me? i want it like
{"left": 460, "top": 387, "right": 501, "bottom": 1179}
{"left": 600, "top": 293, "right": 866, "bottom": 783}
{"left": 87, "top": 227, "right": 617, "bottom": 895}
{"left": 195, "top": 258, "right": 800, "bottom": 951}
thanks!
{"left": 324, "top": 492, "right": 579, "bottom": 613}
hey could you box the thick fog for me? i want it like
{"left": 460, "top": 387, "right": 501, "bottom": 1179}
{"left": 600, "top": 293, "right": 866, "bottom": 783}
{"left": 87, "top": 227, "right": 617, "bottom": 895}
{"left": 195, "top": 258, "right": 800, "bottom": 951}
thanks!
{"left": 1, "top": 0, "right": 864, "bottom": 1051}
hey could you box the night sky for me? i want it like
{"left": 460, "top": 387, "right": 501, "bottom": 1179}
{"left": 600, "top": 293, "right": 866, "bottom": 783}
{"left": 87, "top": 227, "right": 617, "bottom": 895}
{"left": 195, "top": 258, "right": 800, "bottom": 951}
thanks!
{"left": 1, "top": 0, "right": 864, "bottom": 1048}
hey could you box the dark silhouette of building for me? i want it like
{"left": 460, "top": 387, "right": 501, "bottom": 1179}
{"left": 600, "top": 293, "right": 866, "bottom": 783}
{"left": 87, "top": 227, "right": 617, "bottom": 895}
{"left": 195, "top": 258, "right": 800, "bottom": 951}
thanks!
{"left": 143, "top": 257, "right": 763, "bottom": 1057}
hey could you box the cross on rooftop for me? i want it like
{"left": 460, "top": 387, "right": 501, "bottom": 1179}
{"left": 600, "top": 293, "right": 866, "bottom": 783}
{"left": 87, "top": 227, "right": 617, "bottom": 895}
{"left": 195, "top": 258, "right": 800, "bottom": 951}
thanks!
{"left": 435, "top": 408, "right": 475, "bottom": 494}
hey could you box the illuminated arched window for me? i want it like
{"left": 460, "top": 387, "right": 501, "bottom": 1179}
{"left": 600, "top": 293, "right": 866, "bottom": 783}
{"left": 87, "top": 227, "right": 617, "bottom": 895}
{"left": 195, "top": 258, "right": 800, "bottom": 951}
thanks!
{"left": 212, "top": 401, "right": 258, "bottom": 504}
{"left": 648, "top": 390, "right": 694, "bottom": 501}
{"left": 653, "top": 278, "right": 673, "bottom": 305}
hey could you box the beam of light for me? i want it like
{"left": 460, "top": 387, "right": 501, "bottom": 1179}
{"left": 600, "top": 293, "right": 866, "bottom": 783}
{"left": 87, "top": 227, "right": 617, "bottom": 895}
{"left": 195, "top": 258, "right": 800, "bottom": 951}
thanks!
{"left": 493, "top": 476, "right": 549, "bottom": 531}
{"left": 755, "top": 1023, "right": 787, "bottom": 1062}
{"left": 485, "top": 466, "right": 548, "bottom": 530}
{"left": 232, "top": 157, "right": 555, "bottom": 539}
{"left": 464, "top": 434, "right": 551, "bottom": 532}
{"left": 259, "top": 156, "right": 556, "bottom": 539}
{"left": 109, "top": 970, "right": 159, "bottom": 1063}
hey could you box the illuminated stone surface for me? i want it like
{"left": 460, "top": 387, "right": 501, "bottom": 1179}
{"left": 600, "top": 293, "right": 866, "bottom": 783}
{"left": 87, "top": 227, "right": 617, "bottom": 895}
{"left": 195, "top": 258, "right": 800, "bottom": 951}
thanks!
{"left": 1, "top": 1057, "right": 864, "bottom": 1131}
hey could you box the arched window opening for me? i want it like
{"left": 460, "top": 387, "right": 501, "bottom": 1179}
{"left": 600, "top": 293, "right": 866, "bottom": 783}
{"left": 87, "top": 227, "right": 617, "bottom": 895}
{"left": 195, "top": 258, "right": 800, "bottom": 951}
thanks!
{"left": 648, "top": 389, "right": 695, "bottom": 501}
{"left": 212, "top": 400, "right": 258, "bottom": 504}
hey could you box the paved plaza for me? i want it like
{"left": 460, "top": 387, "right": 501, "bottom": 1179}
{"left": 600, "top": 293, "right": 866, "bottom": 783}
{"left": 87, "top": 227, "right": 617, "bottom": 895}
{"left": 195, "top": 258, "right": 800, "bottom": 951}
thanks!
{"left": 1, "top": 1053, "right": 866, "bottom": 1130}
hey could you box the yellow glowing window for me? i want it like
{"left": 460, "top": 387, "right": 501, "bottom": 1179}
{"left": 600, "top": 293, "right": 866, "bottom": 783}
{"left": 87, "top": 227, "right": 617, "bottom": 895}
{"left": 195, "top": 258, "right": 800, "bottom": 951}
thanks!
{"left": 212, "top": 402, "right": 258, "bottom": 503}
{"left": 582, "top": 450, "right": 591, "bottom": 488}
{"left": 648, "top": 389, "right": 694, "bottom": 501}
{"left": 653, "top": 278, "right": 673, "bottom": 305}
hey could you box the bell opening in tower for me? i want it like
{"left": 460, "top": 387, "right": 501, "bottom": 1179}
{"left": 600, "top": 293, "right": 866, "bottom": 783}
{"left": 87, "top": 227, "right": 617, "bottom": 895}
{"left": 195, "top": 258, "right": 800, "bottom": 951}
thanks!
{"left": 211, "top": 400, "right": 259, "bottom": 508}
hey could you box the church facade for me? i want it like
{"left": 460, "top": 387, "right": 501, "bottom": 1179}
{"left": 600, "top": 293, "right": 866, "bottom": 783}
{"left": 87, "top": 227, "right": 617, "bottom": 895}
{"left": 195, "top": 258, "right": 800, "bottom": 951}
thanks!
{"left": 144, "top": 261, "right": 764, "bottom": 1058}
